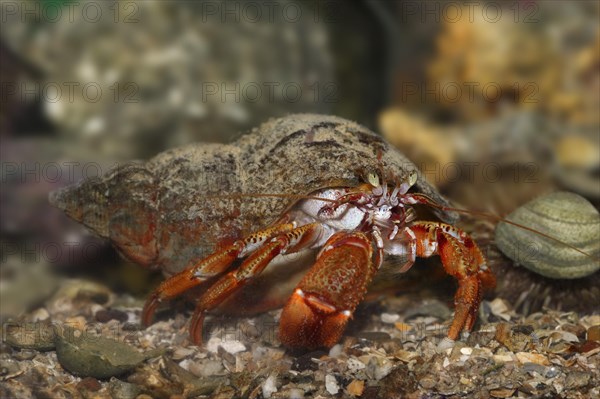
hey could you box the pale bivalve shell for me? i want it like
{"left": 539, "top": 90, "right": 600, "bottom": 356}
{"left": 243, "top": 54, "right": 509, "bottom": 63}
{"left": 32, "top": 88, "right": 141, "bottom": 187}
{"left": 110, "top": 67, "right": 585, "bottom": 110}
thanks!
{"left": 495, "top": 192, "right": 600, "bottom": 279}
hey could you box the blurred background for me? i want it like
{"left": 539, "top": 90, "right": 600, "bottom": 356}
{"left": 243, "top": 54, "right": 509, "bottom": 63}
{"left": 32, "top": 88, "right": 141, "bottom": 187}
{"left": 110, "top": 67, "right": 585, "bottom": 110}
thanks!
{"left": 1, "top": 0, "right": 599, "bottom": 320}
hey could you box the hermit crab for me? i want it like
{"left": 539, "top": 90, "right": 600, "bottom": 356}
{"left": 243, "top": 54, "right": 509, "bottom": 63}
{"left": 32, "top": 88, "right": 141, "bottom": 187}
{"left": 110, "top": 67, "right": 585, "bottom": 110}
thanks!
{"left": 50, "top": 114, "right": 496, "bottom": 349}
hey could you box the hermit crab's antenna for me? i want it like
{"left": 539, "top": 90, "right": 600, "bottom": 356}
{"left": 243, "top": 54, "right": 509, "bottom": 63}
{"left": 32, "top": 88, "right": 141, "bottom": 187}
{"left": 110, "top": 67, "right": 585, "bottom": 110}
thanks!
{"left": 203, "top": 192, "right": 338, "bottom": 203}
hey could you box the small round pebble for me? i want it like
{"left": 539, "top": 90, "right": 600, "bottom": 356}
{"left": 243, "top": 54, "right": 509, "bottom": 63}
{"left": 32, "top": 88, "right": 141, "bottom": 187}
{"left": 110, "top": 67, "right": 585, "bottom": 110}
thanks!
{"left": 262, "top": 374, "right": 278, "bottom": 398}
{"left": 77, "top": 377, "right": 102, "bottom": 392}
{"left": 288, "top": 388, "right": 305, "bottom": 399}
{"left": 381, "top": 313, "right": 400, "bottom": 324}
{"left": 325, "top": 374, "right": 340, "bottom": 395}
{"left": 347, "top": 379, "right": 365, "bottom": 396}
{"left": 588, "top": 325, "right": 600, "bottom": 341}
{"left": 206, "top": 337, "right": 246, "bottom": 354}
{"left": 328, "top": 344, "right": 343, "bottom": 358}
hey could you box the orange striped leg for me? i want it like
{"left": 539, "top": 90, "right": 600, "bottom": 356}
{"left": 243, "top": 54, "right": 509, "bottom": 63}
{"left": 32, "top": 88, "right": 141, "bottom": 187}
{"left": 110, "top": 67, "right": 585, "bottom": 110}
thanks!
{"left": 142, "top": 222, "right": 297, "bottom": 327}
{"left": 410, "top": 221, "right": 496, "bottom": 340}
{"left": 279, "top": 231, "right": 378, "bottom": 349}
{"left": 189, "top": 223, "right": 323, "bottom": 345}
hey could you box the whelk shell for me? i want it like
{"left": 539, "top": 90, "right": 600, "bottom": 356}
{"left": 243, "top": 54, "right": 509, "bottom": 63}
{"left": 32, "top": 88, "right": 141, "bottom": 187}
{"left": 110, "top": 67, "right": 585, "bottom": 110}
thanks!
{"left": 495, "top": 191, "right": 600, "bottom": 279}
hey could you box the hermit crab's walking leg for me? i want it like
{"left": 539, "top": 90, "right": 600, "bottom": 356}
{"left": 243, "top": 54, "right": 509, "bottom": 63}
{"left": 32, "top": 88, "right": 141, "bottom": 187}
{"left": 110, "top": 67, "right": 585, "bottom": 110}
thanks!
{"left": 279, "top": 231, "right": 380, "bottom": 349}
{"left": 410, "top": 221, "right": 496, "bottom": 341}
{"left": 142, "top": 221, "right": 299, "bottom": 326}
{"left": 188, "top": 222, "right": 324, "bottom": 344}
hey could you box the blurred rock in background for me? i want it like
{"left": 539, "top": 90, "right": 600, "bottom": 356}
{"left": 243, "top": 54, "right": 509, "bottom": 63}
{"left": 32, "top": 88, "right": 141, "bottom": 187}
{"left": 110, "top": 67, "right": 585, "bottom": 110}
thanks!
{"left": 380, "top": 1, "right": 600, "bottom": 203}
{"left": 2, "top": 0, "right": 339, "bottom": 159}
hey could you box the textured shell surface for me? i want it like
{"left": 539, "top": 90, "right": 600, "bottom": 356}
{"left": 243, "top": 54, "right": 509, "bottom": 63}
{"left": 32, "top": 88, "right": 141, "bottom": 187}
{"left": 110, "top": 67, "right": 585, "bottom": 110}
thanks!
{"left": 495, "top": 191, "right": 600, "bottom": 279}
{"left": 50, "top": 114, "right": 455, "bottom": 276}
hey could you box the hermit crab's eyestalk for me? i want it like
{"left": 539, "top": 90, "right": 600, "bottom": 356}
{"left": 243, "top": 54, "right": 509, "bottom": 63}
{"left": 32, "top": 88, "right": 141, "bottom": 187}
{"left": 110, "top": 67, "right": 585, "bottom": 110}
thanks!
{"left": 366, "top": 172, "right": 380, "bottom": 187}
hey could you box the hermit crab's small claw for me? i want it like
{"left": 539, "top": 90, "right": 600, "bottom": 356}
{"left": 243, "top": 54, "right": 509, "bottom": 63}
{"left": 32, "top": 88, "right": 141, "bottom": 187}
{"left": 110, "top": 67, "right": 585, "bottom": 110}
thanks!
{"left": 437, "top": 337, "right": 456, "bottom": 352}
{"left": 279, "top": 231, "right": 377, "bottom": 348}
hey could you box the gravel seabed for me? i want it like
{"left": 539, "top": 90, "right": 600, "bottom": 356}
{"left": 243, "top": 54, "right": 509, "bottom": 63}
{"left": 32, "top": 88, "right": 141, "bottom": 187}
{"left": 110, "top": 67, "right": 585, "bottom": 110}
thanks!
{"left": 1, "top": 279, "right": 598, "bottom": 399}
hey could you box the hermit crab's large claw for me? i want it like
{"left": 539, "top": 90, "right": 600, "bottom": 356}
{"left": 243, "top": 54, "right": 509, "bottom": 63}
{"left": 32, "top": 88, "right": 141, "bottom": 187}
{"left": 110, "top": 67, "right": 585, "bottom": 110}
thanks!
{"left": 279, "top": 231, "right": 377, "bottom": 348}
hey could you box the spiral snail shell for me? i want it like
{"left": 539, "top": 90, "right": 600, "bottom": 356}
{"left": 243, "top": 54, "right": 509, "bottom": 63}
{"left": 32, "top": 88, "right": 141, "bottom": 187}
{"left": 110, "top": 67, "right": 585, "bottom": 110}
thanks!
{"left": 495, "top": 191, "right": 600, "bottom": 279}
